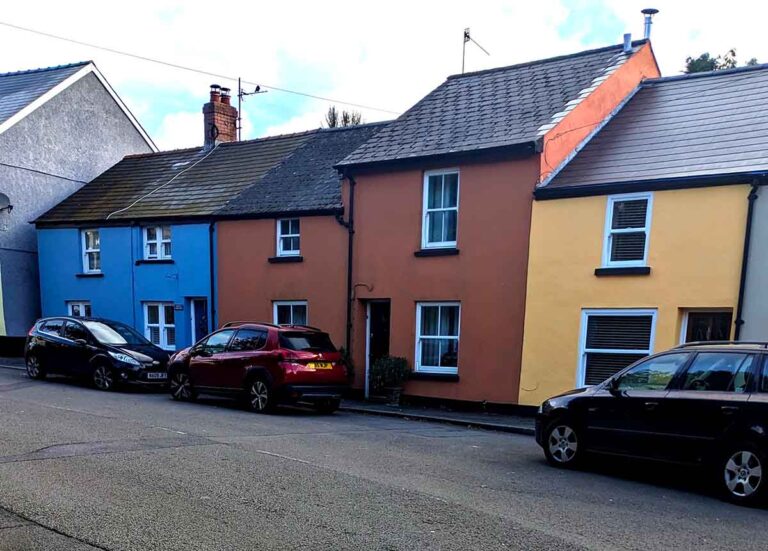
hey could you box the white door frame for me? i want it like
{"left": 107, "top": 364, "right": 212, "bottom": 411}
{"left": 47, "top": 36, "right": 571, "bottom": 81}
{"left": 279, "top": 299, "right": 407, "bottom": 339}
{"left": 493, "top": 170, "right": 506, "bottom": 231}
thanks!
{"left": 365, "top": 302, "right": 371, "bottom": 399}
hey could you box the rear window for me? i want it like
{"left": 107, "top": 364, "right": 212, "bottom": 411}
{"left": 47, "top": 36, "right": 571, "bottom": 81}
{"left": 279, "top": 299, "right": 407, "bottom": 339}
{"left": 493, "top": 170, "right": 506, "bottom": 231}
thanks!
{"left": 39, "top": 319, "right": 64, "bottom": 336}
{"left": 279, "top": 331, "right": 336, "bottom": 352}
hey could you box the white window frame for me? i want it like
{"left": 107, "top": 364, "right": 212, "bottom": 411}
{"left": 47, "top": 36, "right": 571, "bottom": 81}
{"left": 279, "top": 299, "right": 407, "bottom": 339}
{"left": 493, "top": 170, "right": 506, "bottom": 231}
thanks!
{"left": 421, "top": 169, "right": 460, "bottom": 249}
{"left": 144, "top": 302, "right": 176, "bottom": 350}
{"left": 679, "top": 309, "right": 733, "bottom": 344}
{"left": 577, "top": 308, "right": 657, "bottom": 387}
{"left": 276, "top": 218, "right": 301, "bottom": 257}
{"left": 81, "top": 229, "right": 101, "bottom": 273}
{"left": 602, "top": 192, "right": 653, "bottom": 268}
{"left": 415, "top": 302, "right": 461, "bottom": 375}
{"left": 143, "top": 225, "right": 172, "bottom": 260}
{"left": 273, "top": 300, "right": 308, "bottom": 326}
{"left": 67, "top": 301, "right": 92, "bottom": 318}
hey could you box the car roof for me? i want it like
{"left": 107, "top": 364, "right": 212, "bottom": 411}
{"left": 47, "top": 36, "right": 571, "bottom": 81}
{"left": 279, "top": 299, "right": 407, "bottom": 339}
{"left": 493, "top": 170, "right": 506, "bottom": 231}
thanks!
{"left": 673, "top": 341, "right": 768, "bottom": 352}
{"left": 220, "top": 321, "right": 324, "bottom": 332}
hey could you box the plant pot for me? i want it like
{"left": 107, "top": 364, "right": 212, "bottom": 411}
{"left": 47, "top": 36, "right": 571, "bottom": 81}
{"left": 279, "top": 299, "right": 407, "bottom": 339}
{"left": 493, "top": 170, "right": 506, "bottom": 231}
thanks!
{"left": 383, "top": 386, "right": 403, "bottom": 406}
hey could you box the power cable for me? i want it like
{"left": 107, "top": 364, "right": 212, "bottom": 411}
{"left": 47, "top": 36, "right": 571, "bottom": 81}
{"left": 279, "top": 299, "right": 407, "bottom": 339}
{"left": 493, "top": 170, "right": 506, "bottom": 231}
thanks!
{"left": 0, "top": 161, "right": 87, "bottom": 184}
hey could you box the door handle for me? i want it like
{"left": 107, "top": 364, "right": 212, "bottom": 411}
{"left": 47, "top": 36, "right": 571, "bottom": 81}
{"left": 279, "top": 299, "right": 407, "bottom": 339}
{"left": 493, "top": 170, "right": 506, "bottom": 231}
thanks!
{"left": 644, "top": 401, "right": 659, "bottom": 411}
{"left": 721, "top": 405, "right": 739, "bottom": 415}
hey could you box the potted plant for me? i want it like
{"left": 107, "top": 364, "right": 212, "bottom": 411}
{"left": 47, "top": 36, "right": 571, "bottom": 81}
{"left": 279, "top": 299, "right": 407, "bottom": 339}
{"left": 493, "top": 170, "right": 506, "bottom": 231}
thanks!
{"left": 370, "top": 355, "right": 410, "bottom": 405}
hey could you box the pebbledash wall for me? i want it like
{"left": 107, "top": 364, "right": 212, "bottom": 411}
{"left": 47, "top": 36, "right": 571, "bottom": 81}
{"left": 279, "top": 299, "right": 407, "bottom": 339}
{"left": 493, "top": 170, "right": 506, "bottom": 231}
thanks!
{"left": 37, "top": 222, "right": 213, "bottom": 350}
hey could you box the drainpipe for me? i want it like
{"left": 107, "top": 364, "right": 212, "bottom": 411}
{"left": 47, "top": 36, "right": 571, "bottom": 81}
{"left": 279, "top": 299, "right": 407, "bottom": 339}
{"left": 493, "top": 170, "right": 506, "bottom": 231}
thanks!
{"left": 734, "top": 180, "right": 760, "bottom": 340}
{"left": 209, "top": 222, "right": 217, "bottom": 330}
{"left": 335, "top": 171, "right": 356, "bottom": 355}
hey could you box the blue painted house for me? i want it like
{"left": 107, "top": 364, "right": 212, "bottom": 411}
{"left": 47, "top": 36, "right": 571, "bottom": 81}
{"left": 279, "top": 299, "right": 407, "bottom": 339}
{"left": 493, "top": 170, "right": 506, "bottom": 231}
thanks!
{"left": 35, "top": 86, "right": 313, "bottom": 349}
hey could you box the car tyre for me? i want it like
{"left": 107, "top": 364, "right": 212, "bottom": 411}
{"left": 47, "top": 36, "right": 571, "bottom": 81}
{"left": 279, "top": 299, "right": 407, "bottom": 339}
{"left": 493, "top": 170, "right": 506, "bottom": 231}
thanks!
{"left": 246, "top": 376, "right": 275, "bottom": 413}
{"left": 169, "top": 370, "right": 197, "bottom": 401}
{"left": 719, "top": 443, "right": 767, "bottom": 506}
{"left": 25, "top": 354, "right": 46, "bottom": 380}
{"left": 314, "top": 398, "right": 341, "bottom": 415}
{"left": 92, "top": 363, "right": 117, "bottom": 391}
{"left": 543, "top": 419, "right": 582, "bottom": 468}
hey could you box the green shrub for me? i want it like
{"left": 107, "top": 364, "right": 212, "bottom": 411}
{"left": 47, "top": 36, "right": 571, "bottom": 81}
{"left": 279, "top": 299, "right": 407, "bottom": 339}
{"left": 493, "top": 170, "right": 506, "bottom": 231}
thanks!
{"left": 370, "top": 355, "right": 410, "bottom": 394}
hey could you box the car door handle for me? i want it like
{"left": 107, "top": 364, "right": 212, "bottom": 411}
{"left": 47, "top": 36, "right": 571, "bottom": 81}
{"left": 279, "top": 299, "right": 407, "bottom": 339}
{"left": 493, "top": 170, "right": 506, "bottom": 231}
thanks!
{"left": 644, "top": 401, "right": 659, "bottom": 411}
{"left": 721, "top": 405, "right": 740, "bottom": 415}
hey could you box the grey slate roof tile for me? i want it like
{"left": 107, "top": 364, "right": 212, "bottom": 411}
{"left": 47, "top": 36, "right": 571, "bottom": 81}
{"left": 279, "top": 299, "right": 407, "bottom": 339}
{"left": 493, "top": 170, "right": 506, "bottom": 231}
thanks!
{"left": 544, "top": 64, "right": 768, "bottom": 190}
{"left": 339, "top": 42, "right": 647, "bottom": 167}
{"left": 0, "top": 61, "right": 89, "bottom": 127}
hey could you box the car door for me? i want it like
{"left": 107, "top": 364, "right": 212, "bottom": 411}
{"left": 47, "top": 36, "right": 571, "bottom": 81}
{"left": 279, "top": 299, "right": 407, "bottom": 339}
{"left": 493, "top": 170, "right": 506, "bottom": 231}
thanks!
{"left": 188, "top": 329, "right": 236, "bottom": 390}
{"left": 219, "top": 329, "right": 269, "bottom": 389}
{"left": 584, "top": 352, "right": 691, "bottom": 459}
{"left": 61, "top": 321, "right": 95, "bottom": 375}
{"left": 35, "top": 319, "right": 66, "bottom": 371}
{"left": 663, "top": 351, "right": 758, "bottom": 463}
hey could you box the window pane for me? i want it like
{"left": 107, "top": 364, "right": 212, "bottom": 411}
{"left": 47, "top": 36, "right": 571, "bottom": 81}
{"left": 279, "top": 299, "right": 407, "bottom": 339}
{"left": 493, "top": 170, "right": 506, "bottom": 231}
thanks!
{"left": 85, "top": 230, "right": 99, "bottom": 250}
{"left": 165, "top": 327, "right": 176, "bottom": 347}
{"left": 427, "top": 175, "right": 443, "bottom": 209}
{"left": 161, "top": 226, "right": 171, "bottom": 240}
{"left": 84, "top": 304, "right": 92, "bottom": 317}
{"left": 146, "top": 227, "right": 157, "bottom": 241}
{"left": 164, "top": 305, "right": 175, "bottom": 326}
{"left": 444, "top": 210, "right": 457, "bottom": 243}
{"left": 149, "top": 326, "right": 160, "bottom": 344}
{"left": 162, "top": 242, "right": 172, "bottom": 257}
{"left": 89, "top": 252, "right": 101, "bottom": 271}
{"left": 443, "top": 173, "right": 458, "bottom": 208}
{"left": 280, "top": 220, "right": 290, "bottom": 235}
{"left": 730, "top": 356, "right": 755, "bottom": 393}
{"left": 230, "top": 329, "right": 267, "bottom": 351}
{"left": 147, "top": 305, "right": 159, "bottom": 325}
{"left": 439, "top": 305, "right": 459, "bottom": 337}
{"left": 683, "top": 353, "right": 750, "bottom": 392}
{"left": 584, "top": 352, "right": 647, "bottom": 386}
{"left": 71, "top": 304, "right": 81, "bottom": 317}
{"left": 289, "top": 236, "right": 300, "bottom": 251}
{"left": 421, "top": 338, "right": 440, "bottom": 366}
{"left": 427, "top": 211, "right": 444, "bottom": 243}
{"left": 610, "top": 232, "right": 646, "bottom": 262}
{"left": 290, "top": 219, "right": 300, "bottom": 234}
{"left": 292, "top": 305, "right": 307, "bottom": 325}
{"left": 148, "top": 243, "right": 157, "bottom": 257}
{"left": 420, "top": 306, "right": 439, "bottom": 336}
{"left": 203, "top": 330, "right": 234, "bottom": 353}
{"left": 685, "top": 312, "right": 732, "bottom": 342}
{"left": 439, "top": 339, "right": 458, "bottom": 367}
{"left": 276, "top": 304, "right": 291, "bottom": 325}
{"left": 617, "top": 353, "right": 689, "bottom": 391}
{"left": 585, "top": 315, "right": 653, "bottom": 350}
{"left": 612, "top": 199, "right": 647, "bottom": 229}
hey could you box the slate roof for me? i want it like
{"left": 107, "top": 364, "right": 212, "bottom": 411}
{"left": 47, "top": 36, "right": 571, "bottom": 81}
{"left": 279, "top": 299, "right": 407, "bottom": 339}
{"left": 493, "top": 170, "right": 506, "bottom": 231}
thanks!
{"left": 339, "top": 41, "right": 649, "bottom": 168}
{"left": 541, "top": 64, "right": 768, "bottom": 195}
{"left": 217, "top": 122, "right": 387, "bottom": 217}
{"left": 34, "top": 132, "right": 314, "bottom": 225}
{"left": 0, "top": 61, "right": 90, "bottom": 127}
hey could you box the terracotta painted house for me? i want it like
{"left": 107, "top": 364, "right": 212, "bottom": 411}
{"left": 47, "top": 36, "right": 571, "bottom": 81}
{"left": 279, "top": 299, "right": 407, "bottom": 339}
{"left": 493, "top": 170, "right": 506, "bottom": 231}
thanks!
{"left": 335, "top": 40, "right": 659, "bottom": 403}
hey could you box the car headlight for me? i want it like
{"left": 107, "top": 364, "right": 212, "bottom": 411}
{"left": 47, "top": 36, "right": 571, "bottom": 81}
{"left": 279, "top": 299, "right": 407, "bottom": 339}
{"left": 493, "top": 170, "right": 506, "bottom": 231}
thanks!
{"left": 108, "top": 351, "right": 141, "bottom": 366}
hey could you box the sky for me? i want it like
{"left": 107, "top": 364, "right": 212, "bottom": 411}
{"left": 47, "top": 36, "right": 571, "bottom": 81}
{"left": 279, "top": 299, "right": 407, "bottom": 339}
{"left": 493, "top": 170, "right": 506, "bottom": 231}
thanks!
{"left": 0, "top": 0, "right": 764, "bottom": 150}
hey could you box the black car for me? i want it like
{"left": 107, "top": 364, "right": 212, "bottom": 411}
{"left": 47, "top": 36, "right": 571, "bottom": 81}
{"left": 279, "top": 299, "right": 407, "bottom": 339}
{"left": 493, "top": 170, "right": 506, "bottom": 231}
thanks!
{"left": 25, "top": 317, "right": 170, "bottom": 390}
{"left": 536, "top": 341, "right": 768, "bottom": 505}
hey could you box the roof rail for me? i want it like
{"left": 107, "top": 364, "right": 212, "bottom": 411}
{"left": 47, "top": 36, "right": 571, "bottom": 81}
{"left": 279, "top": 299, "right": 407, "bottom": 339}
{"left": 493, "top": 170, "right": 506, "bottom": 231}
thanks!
{"left": 278, "top": 324, "right": 323, "bottom": 332}
{"left": 675, "top": 340, "right": 768, "bottom": 349}
{"left": 222, "top": 321, "right": 279, "bottom": 328}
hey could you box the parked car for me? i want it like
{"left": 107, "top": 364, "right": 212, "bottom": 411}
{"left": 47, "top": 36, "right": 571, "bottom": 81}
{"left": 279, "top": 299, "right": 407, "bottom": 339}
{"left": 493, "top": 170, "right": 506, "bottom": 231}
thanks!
{"left": 167, "top": 322, "right": 348, "bottom": 413}
{"left": 25, "top": 317, "right": 170, "bottom": 390}
{"left": 536, "top": 341, "right": 768, "bottom": 506}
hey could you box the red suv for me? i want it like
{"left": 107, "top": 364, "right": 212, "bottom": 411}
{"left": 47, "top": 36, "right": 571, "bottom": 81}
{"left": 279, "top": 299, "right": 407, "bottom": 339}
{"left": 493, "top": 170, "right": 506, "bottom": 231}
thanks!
{"left": 167, "top": 322, "right": 348, "bottom": 413}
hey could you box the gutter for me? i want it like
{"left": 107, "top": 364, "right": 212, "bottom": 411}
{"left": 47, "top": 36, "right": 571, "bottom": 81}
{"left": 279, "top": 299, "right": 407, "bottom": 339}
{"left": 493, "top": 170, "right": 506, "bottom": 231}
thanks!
{"left": 335, "top": 171, "right": 356, "bottom": 356}
{"left": 734, "top": 180, "right": 762, "bottom": 340}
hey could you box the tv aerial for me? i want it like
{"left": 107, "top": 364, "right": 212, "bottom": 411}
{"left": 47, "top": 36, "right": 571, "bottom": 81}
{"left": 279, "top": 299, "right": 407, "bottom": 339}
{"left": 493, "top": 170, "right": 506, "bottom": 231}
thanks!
{"left": 462, "top": 28, "right": 490, "bottom": 73}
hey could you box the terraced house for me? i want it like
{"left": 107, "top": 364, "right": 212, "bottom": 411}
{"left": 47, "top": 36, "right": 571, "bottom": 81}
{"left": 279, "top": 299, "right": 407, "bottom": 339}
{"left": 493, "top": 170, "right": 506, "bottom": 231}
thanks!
{"left": 519, "top": 65, "right": 768, "bottom": 406}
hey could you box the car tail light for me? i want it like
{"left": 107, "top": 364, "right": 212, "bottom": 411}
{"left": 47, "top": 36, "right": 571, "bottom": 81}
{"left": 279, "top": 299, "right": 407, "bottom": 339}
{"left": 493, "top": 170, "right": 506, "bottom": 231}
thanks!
{"left": 27, "top": 325, "right": 35, "bottom": 336}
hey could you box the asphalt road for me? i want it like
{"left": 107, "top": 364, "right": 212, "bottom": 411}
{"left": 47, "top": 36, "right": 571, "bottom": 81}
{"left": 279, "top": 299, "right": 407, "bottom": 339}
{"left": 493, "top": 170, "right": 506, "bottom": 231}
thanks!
{"left": 0, "top": 367, "right": 765, "bottom": 550}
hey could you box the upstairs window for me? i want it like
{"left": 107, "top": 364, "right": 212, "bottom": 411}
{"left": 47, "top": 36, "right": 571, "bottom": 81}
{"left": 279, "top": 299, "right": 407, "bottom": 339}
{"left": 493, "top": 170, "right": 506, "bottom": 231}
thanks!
{"left": 422, "top": 170, "right": 459, "bottom": 248}
{"left": 81, "top": 229, "right": 101, "bottom": 273}
{"left": 277, "top": 219, "right": 300, "bottom": 256}
{"left": 273, "top": 301, "right": 307, "bottom": 325}
{"left": 603, "top": 193, "right": 652, "bottom": 267}
{"left": 144, "top": 226, "right": 172, "bottom": 260}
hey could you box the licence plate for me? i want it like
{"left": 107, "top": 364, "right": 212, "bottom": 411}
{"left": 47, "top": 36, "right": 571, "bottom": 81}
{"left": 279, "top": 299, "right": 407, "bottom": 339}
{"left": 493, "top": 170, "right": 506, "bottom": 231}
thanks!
{"left": 146, "top": 372, "right": 167, "bottom": 380}
{"left": 307, "top": 362, "right": 332, "bottom": 370}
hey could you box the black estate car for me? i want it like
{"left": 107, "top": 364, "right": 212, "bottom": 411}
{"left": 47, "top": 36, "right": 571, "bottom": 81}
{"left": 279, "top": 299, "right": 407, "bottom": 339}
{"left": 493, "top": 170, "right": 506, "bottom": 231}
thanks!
{"left": 536, "top": 341, "right": 768, "bottom": 505}
{"left": 25, "top": 317, "right": 170, "bottom": 390}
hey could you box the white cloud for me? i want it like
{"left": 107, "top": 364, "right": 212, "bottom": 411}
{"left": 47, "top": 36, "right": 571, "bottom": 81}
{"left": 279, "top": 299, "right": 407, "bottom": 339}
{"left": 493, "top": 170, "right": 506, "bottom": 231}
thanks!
{"left": 1, "top": 1, "right": 766, "bottom": 149}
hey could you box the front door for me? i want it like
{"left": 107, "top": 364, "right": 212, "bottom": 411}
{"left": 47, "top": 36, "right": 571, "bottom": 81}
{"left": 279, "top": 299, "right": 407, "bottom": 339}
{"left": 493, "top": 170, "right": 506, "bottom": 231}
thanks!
{"left": 191, "top": 299, "right": 209, "bottom": 344}
{"left": 366, "top": 301, "right": 391, "bottom": 398}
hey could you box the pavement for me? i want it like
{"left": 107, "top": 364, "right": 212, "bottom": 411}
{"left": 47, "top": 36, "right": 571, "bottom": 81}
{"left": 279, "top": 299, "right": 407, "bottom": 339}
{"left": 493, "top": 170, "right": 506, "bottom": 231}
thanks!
{"left": 0, "top": 366, "right": 765, "bottom": 550}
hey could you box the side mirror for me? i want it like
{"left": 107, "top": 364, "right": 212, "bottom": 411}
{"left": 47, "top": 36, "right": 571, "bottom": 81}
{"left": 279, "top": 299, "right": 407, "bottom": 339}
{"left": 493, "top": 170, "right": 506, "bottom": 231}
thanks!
{"left": 607, "top": 378, "right": 622, "bottom": 395}
{"left": 74, "top": 338, "right": 88, "bottom": 347}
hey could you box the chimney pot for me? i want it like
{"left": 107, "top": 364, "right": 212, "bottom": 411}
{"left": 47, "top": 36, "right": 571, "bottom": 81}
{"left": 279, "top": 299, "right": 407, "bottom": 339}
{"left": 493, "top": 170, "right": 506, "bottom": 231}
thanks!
{"left": 220, "top": 87, "right": 231, "bottom": 105}
{"left": 623, "top": 33, "right": 632, "bottom": 53}
{"left": 209, "top": 84, "right": 221, "bottom": 103}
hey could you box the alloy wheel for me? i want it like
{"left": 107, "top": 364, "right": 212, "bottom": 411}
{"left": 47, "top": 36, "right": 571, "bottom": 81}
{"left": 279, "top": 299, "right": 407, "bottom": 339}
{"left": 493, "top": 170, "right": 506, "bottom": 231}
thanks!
{"left": 170, "top": 372, "right": 193, "bottom": 401}
{"left": 93, "top": 365, "right": 114, "bottom": 391}
{"left": 548, "top": 425, "right": 578, "bottom": 464}
{"left": 26, "top": 356, "right": 41, "bottom": 379}
{"left": 249, "top": 380, "right": 270, "bottom": 412}
{"left": 724, "top": 450, "right": 763, "bottom": 498}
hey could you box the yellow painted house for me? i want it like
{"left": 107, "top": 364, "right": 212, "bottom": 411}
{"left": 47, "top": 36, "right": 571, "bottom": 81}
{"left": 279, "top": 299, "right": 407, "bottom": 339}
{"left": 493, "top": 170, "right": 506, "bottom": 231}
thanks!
{"left": 518, "top": 66, "right": 768, "bottom": 407}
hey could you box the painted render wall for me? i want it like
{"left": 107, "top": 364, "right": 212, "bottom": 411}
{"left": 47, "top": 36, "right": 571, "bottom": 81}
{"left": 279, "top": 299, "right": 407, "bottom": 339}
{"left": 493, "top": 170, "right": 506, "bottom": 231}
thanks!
{"left": 0, "top": 73, "right": 151, "bottom": 336}
{"left": 217, "top": 216, "right": 348, "bottom": 348}
{"left": 518, "top": 185, "right": 748, "bottom": 406}
{"left": 739, "top": 186, "right": 768, "bottom": 340}
{"left": 38, "top": 222, "right": 212, "bottom": 349}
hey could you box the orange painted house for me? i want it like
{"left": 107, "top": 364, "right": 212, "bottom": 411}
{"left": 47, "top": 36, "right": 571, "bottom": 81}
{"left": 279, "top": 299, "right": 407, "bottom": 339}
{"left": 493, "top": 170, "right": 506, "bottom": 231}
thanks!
{"left": 334, "top": 40, "right": 660, "bottom": 404}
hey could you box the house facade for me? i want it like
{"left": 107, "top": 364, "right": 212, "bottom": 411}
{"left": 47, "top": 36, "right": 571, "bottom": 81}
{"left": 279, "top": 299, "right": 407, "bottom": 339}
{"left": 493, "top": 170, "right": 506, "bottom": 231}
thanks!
{"left": 336, "top": 40, "right": 659, "bottom": 403}
{"left": 518, "top": 66, "right": 768, "bottom": 406}
{"left": 0, "top": 61, "right": 155, "bottom": 349}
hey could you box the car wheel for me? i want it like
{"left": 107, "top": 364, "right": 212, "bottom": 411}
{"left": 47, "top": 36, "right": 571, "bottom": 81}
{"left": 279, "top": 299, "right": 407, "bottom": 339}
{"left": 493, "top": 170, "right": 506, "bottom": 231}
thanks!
{"left": 543, "top": 420, "right": 582, "bottom": 468}
{"left": 720, "top": 444, "right": 766, "bottom": 506}
{"left": 169, "top": 371, "right": 196, "bottom": 401}
{"left": 92, "top": 364, "right": 116, "bottom": 391}
{"left": 25, "top": 354, "right": 46, "bottom": 380}
{"left": 247, "top": 377, "right": 275, "bottom": 413}
{"left": 314, "top": 398, "right": 340, "bottom": 414}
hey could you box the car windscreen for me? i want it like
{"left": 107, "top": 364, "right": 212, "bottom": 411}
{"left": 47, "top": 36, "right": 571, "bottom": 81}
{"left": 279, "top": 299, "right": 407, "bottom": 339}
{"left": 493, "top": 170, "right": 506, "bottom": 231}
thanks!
{"left": 83, "top": 321, "right": 150, "bottom": 346}
{"left": 279, "top": 331, "right": 336, "bottom": 352}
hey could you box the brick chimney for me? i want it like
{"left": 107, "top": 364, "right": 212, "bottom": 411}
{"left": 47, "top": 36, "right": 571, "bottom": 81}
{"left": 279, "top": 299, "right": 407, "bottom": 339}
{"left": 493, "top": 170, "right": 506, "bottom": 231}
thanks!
{"left": 203, "top": 84, "right": 237, "bottom": 148}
